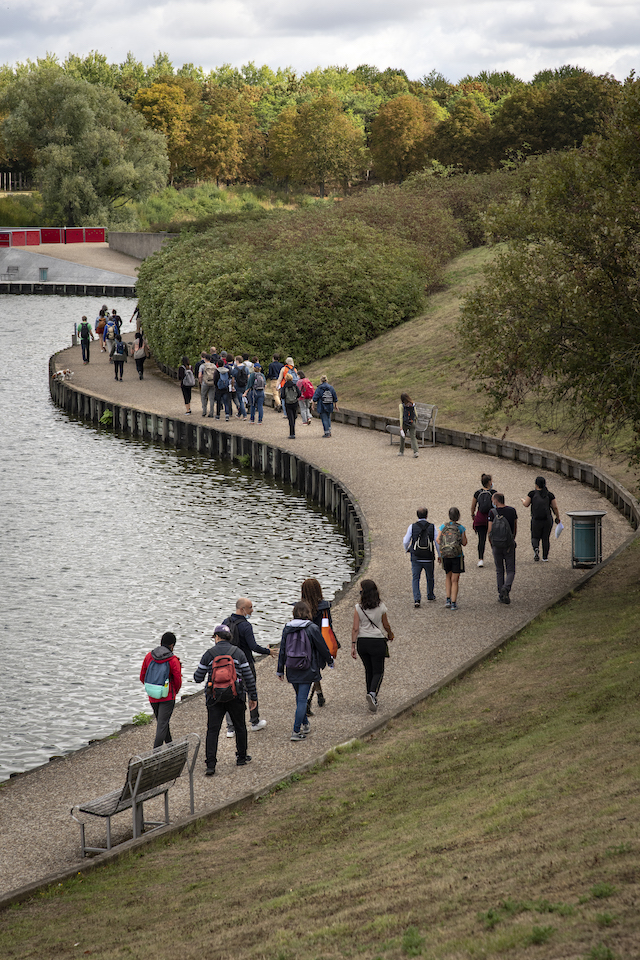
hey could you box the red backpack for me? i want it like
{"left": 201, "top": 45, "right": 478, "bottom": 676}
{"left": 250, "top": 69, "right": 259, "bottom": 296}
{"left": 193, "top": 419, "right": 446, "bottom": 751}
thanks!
{"left": 206, "top": 654, "right": 239, "bottom": 702}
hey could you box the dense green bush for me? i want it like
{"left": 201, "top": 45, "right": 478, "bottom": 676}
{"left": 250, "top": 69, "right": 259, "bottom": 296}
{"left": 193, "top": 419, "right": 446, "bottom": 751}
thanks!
{"left": 137, "top": 210, "right": 427, "bottom": 365}
{"left": 0, "top": 192, "right": 43, "bottom": 227}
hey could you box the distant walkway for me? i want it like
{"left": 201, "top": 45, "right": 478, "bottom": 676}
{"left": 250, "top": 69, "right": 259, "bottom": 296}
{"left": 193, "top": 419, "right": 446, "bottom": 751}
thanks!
{"left": 0, "top": 315, "right": 633, "bottom": 901}
{"left": 1, "top": 241, "right": 140, "bottom": 285}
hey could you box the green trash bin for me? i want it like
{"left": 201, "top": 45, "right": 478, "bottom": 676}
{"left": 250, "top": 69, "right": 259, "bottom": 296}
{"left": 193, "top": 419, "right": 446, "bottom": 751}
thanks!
{"left": 566, "top": 510, "right": 606, "bottom": 568}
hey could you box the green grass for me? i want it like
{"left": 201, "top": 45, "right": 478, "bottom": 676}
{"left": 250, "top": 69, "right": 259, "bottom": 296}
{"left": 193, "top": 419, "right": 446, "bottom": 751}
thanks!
{"left": 305, "top": 245, "right": 637, "bottom": 492}
{"left": 2, "top": 537, "right": 639, "bottom": 958}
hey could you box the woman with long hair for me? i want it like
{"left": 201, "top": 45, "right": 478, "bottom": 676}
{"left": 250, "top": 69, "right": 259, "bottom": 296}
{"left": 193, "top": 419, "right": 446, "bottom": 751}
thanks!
{"left": 437, "top": 506, "right": 468, "bottom": 611}
{"left": 470, "top": 473, "right": 496, "bottom": 567}
{"left": 351, "top": 579, "right": 394, "bottom": 713}
{"left": 301, "top": 578, "right": 338, "bottom": 714}
{"left": 178, "top": 355, "right": 194, "bottom": 414}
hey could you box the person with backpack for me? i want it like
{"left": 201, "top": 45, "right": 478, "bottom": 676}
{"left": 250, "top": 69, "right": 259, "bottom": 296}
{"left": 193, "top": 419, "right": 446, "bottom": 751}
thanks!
{"left": 199, "top": 354, "right": 216, "bottom": 417}
{"left": 351, "top": 579, "right": 394, "bottom": 713}
{"left": 296, "top": 371, "right": 315, "bottom": 425}
{"left": 231, "top": 356, "right": 249, "bottom": 420}
{"left": 214, "top": 360, "right": 232, "bottom": 420}
{"left": 244, "top": 363, "right": 266, "bottom": 423}
{"left": 280, "top": 372, "right": 301, "bottom": 439}
{"left": 301, "top": 577, "right": 339, "bottom": 715}
{"left": 277, "top": 600, "right": 334, "bottom": 741}
{"left": 437, "top": 507, "right": 468, "bottom": 611}
{"left": 111, "top": 308, "right": 122, "bottom": 332}
{"left": 78, "top": 315, "right": 95, "bottom": 364}
{"left": 95, "top": 307, "right": 108, "bottom": 350}
{"left": 488, "top": 493, "right": 518, "bottom": 604}
{"left": 193, "top": 624, "right": 258, "bottom": 775}
{"left": 267, "top": 354, "right": 284, "bottom": 410}
{"left": 277, "top": 357, "right": 298, "bottom": 419}
{"left": 223, "top": 597, "right": 275, "bottom": 737}
{"left": 102, "top": 315, "right": 118, "bottom": 361}
{"left": 112, "top": 333, "right": 128, "bottom": 381}
{"left": 140, "top": 631, "right": 182, "bottom": 749}
{"left": 178, "top": 356, "right": 195, "bottom": 414}
{"left": 471, "top": 473, "right": 497, "bottom": 567}
{"left": 403, "top": 507, "right": 437, "bottom": 607}
{"left": 398, "top": 392, "right": 419, "bottom": 458}
{"left": 312, "top": 375, "right": 339, "bottom": 438}
{"left": 521, "top": 476, "right": 561, "bottom": 562}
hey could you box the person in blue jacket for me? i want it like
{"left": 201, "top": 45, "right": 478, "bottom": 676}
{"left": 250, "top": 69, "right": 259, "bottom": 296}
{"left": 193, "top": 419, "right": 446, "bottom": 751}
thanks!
{"left": 312, "top": 375, "right": 338, "bottom": 437}
{"left": 277, "top": 600, "right": 333, "bottom": 741}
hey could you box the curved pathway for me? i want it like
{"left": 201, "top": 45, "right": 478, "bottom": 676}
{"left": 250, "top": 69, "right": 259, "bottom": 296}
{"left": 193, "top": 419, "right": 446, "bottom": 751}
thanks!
{"left": 0, "top": 318, "right": 633, "bottom": 900}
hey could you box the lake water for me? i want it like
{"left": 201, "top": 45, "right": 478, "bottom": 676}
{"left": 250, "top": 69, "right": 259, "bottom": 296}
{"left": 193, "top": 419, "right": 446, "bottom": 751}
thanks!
{"left": 0, "top": 295, "right": 355, "bottom": 782}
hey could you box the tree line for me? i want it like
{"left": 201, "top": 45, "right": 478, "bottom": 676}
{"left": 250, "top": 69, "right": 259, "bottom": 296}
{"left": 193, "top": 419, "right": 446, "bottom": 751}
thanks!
{"left": 0, "top": 53, "right": 624, "bottom": 223}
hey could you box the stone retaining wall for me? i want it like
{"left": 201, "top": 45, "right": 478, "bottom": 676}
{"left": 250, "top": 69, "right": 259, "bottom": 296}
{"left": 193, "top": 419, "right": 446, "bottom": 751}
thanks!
{"left": 108, "top": 232, "right": 174, "bottom": 260}
{"left": 49, "top": 367, "right": 369, "bottom": 577}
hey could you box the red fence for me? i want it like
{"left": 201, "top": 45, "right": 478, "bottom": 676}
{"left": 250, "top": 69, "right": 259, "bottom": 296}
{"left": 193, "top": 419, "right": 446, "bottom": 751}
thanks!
{"left": 0, "top": 227, "right": 105, "bottom": 247}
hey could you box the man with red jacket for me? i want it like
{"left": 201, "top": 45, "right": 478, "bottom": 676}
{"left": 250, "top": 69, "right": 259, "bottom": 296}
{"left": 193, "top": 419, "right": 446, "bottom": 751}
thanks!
{"left": 140, "top": 632, "right": 182, "bottom": 749}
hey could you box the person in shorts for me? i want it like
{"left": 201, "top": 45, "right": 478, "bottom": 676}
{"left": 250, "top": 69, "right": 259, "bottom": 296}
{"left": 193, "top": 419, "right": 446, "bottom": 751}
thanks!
{"left": 437, "top": 507, "right": 468, "bottom": 611}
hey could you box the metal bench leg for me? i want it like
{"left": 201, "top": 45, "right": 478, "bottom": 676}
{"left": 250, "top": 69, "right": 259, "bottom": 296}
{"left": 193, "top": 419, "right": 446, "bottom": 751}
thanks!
{"left": 164, "top": 790, "right": 170, "bottom": 826}
{"left": 80, "top": 823, "right": 86, "bottom": 858}
{"left": 106, "top": 817, "right": 112, "bottom": 851}
{"left": 133, "top": 801, "right": 144, "bottom": 839}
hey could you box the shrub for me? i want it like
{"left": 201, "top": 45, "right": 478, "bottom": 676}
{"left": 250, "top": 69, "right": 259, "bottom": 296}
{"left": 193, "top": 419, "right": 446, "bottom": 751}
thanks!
{"left": 137, "top": 209, "right": 426, "bottom": 366}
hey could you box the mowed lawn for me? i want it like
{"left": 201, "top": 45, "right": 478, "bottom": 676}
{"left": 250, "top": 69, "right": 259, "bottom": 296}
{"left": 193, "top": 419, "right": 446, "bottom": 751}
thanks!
{"left": 1, "top": 538, "right": 639, "bottom": 959}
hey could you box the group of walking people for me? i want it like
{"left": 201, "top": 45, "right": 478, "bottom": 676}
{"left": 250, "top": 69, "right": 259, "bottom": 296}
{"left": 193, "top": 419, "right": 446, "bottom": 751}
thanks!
{"left": 141, "top": 575, "right": 394, "bottom": 776}
{"left": 177, "top": 349, "right": 339, "bottom": 438}
{"left": 77, "top": 306, "right": 148, "bottom": 380}
{"left": 405, "top": 473, "right": 562, "bottom": 610}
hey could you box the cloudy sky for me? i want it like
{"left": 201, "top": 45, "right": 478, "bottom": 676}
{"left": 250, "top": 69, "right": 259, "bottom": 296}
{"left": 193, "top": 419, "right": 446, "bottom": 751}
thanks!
{"left": 2, "top": 0, "right": 639, "bottom": 83}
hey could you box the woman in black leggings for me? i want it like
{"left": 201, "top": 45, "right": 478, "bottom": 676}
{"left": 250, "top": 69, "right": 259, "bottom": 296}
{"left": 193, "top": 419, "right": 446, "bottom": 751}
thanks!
{"left": 351, "top": 579, "right": 394, "bottom": 714}
{"left": 521, "top": 476, "right": 561, "bottom": 561}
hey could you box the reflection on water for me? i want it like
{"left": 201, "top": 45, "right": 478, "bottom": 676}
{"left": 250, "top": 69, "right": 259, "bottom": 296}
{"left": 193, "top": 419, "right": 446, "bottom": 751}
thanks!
{"left": 0, "top": 295, "right": 355, "bottom": 781}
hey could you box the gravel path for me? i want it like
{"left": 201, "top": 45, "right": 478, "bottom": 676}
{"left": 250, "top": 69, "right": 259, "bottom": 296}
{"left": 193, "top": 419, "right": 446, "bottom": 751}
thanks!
{"left": 0, "top": 267, "right": 632, "bottom": 899}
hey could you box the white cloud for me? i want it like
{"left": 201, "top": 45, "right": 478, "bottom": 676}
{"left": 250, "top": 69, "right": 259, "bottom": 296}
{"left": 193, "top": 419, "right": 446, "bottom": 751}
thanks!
{"left": 0, "top": 0, "right": 638, "bottom": 81}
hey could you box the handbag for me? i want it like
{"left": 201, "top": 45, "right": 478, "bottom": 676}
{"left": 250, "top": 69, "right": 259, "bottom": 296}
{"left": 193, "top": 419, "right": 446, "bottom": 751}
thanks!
{"left": 134, "top": 346, "right": 146, "bottom": 360}
{"left": 321, "top": 615, "right": 338, "bottom": 658}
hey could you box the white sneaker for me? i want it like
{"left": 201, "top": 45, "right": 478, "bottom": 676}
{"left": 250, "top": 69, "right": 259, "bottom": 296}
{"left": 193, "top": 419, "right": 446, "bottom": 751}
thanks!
{"left": 478, "top": 559, "right": 484, "bottom": 567}
{"left": 226, "top": 729, "right": 235, "bottom": 738}
{"left": 250, "top": 719, "right": 267, "bottom": 732}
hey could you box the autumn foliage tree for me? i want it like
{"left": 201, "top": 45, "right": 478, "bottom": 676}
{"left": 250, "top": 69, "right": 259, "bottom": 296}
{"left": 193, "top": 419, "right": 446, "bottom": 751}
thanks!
{"left": 268, "top": 93, "right": 367, "bottom": 195}
{"left": 369, "top": 94, "right": 439, "bottom": 181}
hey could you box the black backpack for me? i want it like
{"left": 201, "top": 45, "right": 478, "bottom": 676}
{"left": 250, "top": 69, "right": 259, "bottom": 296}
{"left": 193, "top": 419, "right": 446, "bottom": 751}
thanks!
{"left": 476, "top": 489, "right": 493, "bottom": 515}
{"left": 531, "top": 489, "right": 551, "bottom": 521}
{"left": 403, "top": 404, "right": 417, "bottom": 428}
{"left": 491, "top": 512, "right": 514, "bottom": 550}
{"left": 412, "top": 522, "right": 435, "bottom": 561}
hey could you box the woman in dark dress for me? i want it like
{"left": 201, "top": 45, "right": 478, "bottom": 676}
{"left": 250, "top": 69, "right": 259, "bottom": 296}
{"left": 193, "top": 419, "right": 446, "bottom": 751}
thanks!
{"left": 301, "top": 578, "right": 338, "bottom": 715}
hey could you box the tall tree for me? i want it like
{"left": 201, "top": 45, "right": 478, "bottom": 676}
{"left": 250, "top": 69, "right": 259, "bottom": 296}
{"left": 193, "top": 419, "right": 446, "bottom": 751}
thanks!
{"left": 269, "top": 94, "right": 367, "bottom": 196}
{"left": 459, "top": 76, "right": 640, "bottom": 462}
{"left": 134, "top": 79, "right": 199, "bottom": 181}
{"left": 1, "top": 67, "right": 168, "bottom": 225}
{"left": 369, "top": 94, "right": 439, "bottom": 181}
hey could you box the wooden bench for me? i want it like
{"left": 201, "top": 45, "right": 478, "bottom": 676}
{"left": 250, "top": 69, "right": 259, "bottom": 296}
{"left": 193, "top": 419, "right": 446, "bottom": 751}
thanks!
{"left": 71, "top": 734, "right": 200, "bottom": 857}
{"left": 386, "top": 402, "right": 438, "bottom": 447}
{"left": 0, "top": 265, "right": 19, "bottom": 281}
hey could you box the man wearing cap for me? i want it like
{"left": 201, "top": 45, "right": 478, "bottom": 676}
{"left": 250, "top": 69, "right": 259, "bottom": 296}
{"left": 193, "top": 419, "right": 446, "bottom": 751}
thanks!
{"left": 140, "top": 631, "right": 182, "bottom": 749}
{"left": 193, "top": 624, "right": 258, "bottom": 776}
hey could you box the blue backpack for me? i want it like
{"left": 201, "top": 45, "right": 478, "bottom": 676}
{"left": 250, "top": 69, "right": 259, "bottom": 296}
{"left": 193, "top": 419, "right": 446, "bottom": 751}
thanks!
{"left": 285, "top": 626, "right": 312, "bottom": 671}
{"left": 144, "top": 658, "right": 170, "bottom": 698}
{"left": 217, "top": 368, "right": 230, "bottom": 390}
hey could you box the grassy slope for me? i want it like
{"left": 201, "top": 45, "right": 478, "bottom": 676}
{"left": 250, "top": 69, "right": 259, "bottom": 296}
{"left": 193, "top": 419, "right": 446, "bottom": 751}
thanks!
{"left": 1, "top": 541, "right": 639, "bottom": 959}
{"left": 304, "top": 246, "right": 637, "bottom": 493}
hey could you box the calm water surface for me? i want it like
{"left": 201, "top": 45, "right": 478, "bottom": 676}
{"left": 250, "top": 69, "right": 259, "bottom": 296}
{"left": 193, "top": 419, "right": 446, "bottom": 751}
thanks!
{"left": 0, "top": 295, "right": 355, "bottom": 781}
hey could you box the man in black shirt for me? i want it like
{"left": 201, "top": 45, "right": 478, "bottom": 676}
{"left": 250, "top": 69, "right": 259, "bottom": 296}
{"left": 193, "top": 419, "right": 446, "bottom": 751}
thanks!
{"left": 488, "top": 493, "right": 518, "bottom": 605}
